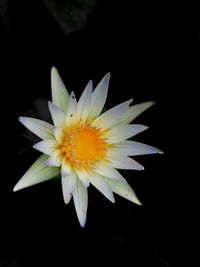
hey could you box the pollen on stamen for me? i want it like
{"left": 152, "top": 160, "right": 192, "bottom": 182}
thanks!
{"left": 61, "top": 121, "right": 110, "bottom": 169}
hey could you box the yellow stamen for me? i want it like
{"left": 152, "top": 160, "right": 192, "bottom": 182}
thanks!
{"left": 62, "top": 122, "right": 110, "bottom": 168}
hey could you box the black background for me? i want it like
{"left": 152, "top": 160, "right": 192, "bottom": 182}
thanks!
{"left": 0, "top": 1, "right": 198, "bottom": 266}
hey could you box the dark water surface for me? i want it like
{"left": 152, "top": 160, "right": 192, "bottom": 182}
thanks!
{"left": 0, "top": 1, "right": 196, "bottom": 266}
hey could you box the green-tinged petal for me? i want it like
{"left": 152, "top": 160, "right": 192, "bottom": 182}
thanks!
{"left": 119, "top": 101, "right": 155, "bottom": 124}
{"left": 72, "top": 179, "right": 88, "bottom": 227}
{"left": 33, "top": 139, "right": 59, "bottom": 156}
{"left": 51, "top": 67, "right": 69, "bottom": 113}
{"left": 107, "top": 151, "right": 144, "bottom": 170}
{"left": 19, "top": 117, "right": 54, "bottom": 140}
{"left": 88, "top": 171, "right": 115, "bottom": 203}
{"left": 104, "top": 124, "right": 148, "bottom": 144}
{"left": 48, "top": 101, "right": 66, "bottom": 129}
{"left": 13, "top": 154, "right": 60, "bottom": 192}
{"left": 92, "top": 99, "right": 133, "bottom": 129}
{"left": 114, "top": 140, "right": 164, "bottom": 156}
{"left": 88, "top": 73, "right": 110, "bottom": 119}
{"left": 105, "top": 178, "right": 142, "bottom": 205}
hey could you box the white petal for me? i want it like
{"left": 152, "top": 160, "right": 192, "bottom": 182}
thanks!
{"left": 51, "top": 67, "right": 69, "bottom": 114}
{"left": 92, "top": 99, "right": 133, "bottom": 129}
{"left": 75, "top": 168, "right": 90, "bottom": 187}
{"left": 72, "top": 179, "right": 88, "bottom": 227}
{"left": 107, "top": 151, "right": 144, "bottom": 170}
{"left": 114, "top": 140, "right": 164, "bottom": 156}
{"left": 119, "top": 101, "right": 155, "bottom": 124}
{"left": 66, "top": 169, "right": 78, "bottom": 193}
{"left": 61, "top": 176, "right": 72, "bottom": 204}
{"left": 61, "top": 158, "right": 71, "bottom": 177}
{"left": 88, "top": 73, "right": 110, "bottom": 119}
{"left": 66, "top": 92, "right": 78, "bottom": 125}
{"left": 33, "top": 139, "right": 59, "bottom": 156}
{"left": 77, "top": 80, "right": 93, "bottom": 123}
{"left": 105, "top": 178, "right": 142, "bottom": 205}
{"left": 53, "top": 127, "right": 64, "bottom": 145}
{"left": 61, "top": 169, "right": 77, "bottom": 204}
{"left": 94, "top": 163, "right": 127, "bottom": 183}
{"left": 19, "top": 117, "right": 54, "bottom": 140}
{"left": 48, "top": 101, "right": 66, "bottom": 129}
{"left": 46, "top": 149, "right": 63, "bottom": 167}
{"left": 89, "top": 171, "right": 115, "bottom": 203}
{"left": 105, "top": 124, "right": 148, "bottom": 144}
{"left": 13, "top": 154, "right": 60, "bottom": 192}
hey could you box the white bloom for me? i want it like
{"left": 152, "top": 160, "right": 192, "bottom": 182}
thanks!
{"left": 14, "top": 67, "right": 163, "bottom": 227}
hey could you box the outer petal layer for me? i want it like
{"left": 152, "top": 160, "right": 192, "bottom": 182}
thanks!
{"left": 51, "top": 67, "right": 69, "bottom": 113}
{"left": 88, "top": 72, "right": 110, "bottom": 119}
{"left": 19, "top": 117, "right": 54, "bottom": 140}
{"left": 106, "top": 178, "right": 142, "bottom": 205}
{"left": 92, "top": 99, "right": 133, "bottom": 129}
{"left": 114, "top": 140, "right": 163, "bottom": 156}
{"left": 107, "top": 151, "right": 144, "bottom": 170}
{"left": 73, "top": 179, "right": 88, "bottom": 227}
{"left": 94, "top": 163, "right": 127, "bottom": 183}
{"left": 89, "top": 171, "right": 115, "bottom": 203}
{"left": 119, "top": 101, "right": 155, "bottom": 124}
{"left": 13, "top": 154, "right": 60, "bottom": 192}
{"left": 104, "top": 124, "right": 148, "bottom": 144}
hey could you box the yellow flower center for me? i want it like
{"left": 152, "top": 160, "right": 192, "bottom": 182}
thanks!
{"left": 62, "top": 123, "right": 109, "bottom": 168}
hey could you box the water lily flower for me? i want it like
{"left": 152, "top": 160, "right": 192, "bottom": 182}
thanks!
{"left": 14, "top": 67, "right": 163, "bottom": 227}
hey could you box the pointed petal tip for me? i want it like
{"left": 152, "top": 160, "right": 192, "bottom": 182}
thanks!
{"left": 129, "top": 98, "right": 134, "bottom": 104}
{"left": 158, "top": 150, "right": 164, "bottom": 154}
{"left": 63, "top": 195, "right": 72, "bottom": 205}
{"left": 109, "top": 194, "right": 115, "bottom": 203}
{"left": 13, "top": 182, "right": 23, "bottom": 192}
{"left": 150, "top": 101, "right": 156, "bottom": 106}
{"left": 51, "top": 66, "right": 57, "bottom": 73}
{"left": 111, "top": 197, "right": 115, "bottom": 203}
{"left": 103, "top": 72, "right": 111, "bottom": 82}
{"left": 32, "top": 143, "right": 37, "bottom": 149}
{"left": 135, "top": 199, "right": 142, "bottom": 205}
{"left": 18, "top": 116, "right": 24, "bottom": 122}
{"left": 79, "top": 218, "right": 86, "bottom": 228}
{"left": 51, "top": 67, "right": 59, "bottom": 78}
{"left": 13, "top": 185, "right": 18, "bottom": 192}
{"left": 142, "top": 125, "right": 149, "bottom": 132}
{"left": 129, "top": 194, "right": 142, "bottom": 205}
